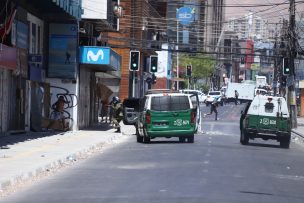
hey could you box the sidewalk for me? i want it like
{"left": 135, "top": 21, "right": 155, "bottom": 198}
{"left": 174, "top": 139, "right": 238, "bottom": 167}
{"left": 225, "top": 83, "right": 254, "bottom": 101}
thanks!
{"left": 0, "top": 122, "right": 136, "bottom": 196}
{"left": 292, "top": 117, "right": 304, "bottom": 137}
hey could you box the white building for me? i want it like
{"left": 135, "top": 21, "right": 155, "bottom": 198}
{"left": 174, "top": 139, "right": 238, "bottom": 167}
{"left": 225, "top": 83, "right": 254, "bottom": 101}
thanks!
{"left": 226, "top": 13, "right": 271, "bottom": 40}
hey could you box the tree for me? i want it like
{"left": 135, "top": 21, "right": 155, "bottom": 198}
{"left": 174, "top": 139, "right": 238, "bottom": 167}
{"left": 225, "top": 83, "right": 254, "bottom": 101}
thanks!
{"left": 179, "top": 53, "right": 215, "bottom": 89}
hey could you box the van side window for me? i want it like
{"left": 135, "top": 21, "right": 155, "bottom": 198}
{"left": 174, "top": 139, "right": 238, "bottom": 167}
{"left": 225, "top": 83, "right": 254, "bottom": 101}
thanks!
{"left": 151, "top": 96, "right": 190, "bottom": 111}
{"left": 265, "top": 102, "right": 274, "bottom": 113}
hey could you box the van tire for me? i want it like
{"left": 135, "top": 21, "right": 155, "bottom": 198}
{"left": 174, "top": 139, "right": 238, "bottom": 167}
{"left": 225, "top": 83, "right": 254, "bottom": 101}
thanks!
{"left": 179, "top": 137, "right": 186, "bottom": 143}
{"left": 136, "top": 134, "right": 143, "bottom": 143}
{"left": 143, "top": 135, "right": 150, "bottom": 143}
{"left": 188, "top": 135, "right": 194, "bottom": 143}
{"left": 280, "top": 136, "right": 290, "bottom": 149}
{"left": 143, "top": 130, "right": 150, "bottom": 143}
{"left": 240, "top": 130, "right": 249, "bottom": 145}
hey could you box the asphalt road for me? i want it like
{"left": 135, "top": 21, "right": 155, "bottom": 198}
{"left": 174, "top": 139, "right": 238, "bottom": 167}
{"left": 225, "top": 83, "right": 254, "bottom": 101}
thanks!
{"left": 1, "top": 103, "right": 304, "bottom": 203}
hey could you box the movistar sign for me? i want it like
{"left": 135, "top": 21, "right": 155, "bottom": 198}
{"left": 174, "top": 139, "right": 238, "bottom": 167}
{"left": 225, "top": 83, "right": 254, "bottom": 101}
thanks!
{"left": 80, "top": 47, "right": 110, "bottom": 64}
{"left": 176, "top": 7, "right": 195, "bottom": 25}
{"left": 79, "top": 46, "right": 121, "bottom": 71}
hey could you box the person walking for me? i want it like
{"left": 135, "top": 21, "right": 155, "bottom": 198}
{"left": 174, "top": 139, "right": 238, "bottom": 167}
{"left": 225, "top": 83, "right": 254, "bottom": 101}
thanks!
{"left": 234, "top": 90, "right": 239, "bottom": 105}
{"left": 111, "top": 96, "right": 123, "bottom": 133}
{"left": 205, "top": 97, "right": 218, "bottom": 121}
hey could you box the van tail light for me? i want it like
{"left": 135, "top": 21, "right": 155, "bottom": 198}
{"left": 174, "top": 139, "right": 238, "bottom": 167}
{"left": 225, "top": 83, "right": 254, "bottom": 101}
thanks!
{"left": 191, "top": 111, "right": 196, "bottom": 124}
{"left": 146, "top": 111, "right": 151, "bottom": 124}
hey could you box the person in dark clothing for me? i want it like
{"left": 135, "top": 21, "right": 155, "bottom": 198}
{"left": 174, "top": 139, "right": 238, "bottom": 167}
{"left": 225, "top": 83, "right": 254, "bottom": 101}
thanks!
{"left": 234, "top": 90, "right": 239, "bottom": 105}
{"left": 111, "top": 96, "right": 123, "bottom": 133}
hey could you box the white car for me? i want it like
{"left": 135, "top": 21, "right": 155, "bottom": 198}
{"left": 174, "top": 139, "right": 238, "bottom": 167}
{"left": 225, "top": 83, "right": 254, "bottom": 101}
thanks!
{"left": 180, "top": 89, "right": 207, "bottom": 104}
{"left": 206, "top": 91, "right": 223, "bottom": 106}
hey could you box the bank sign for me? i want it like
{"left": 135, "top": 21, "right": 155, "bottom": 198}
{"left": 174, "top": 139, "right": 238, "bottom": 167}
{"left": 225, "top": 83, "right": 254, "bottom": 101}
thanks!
{"left": 176, "top": 7, "right": 195, "bottom": 25}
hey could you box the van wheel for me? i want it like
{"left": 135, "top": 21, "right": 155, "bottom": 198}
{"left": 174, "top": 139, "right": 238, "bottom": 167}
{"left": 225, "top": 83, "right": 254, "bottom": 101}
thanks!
{"left": 188, "top": 135, "right": 194, "bottom": 143}
{"left": 280, "top": 136, "right": 290, "bottom": 149}
{"left": 143, "top": 135, "right": 150, "bottom": 143}
{"left": 143, "top": 130, "right": 150, "bottom": 143}
{"left": 136, "top": 134, "right": 143, "bottom": 143}
{"left": 179, "top": 137, "right": 186, "bottom": 143}
{"left": 240, "top": 130, "right": 249, "bottom": 145}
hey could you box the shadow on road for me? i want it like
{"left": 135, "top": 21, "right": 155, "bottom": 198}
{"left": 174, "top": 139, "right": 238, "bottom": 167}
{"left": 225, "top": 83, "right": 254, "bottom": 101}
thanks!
{"left": 0, "top": 122, "right": 112, "bottom": 150}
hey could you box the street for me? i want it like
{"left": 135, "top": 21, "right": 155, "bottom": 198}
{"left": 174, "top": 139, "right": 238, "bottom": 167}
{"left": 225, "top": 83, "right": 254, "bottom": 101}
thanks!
{"left": 1, "top": 104, "right": 304, "bottom": 203}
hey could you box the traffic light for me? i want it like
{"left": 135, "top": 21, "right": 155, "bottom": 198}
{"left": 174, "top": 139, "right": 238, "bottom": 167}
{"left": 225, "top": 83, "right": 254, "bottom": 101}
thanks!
{"left": 150, "top": 56, "right": 158, "bottom": 73}
{"left": 186, "top": 65, "right": 192, "bottom": 77}
{"left": 129, "top": 51, "right": 140, "bottom": 71}
{"left": 283, "top": 58, "right": 290, "bottom": 75}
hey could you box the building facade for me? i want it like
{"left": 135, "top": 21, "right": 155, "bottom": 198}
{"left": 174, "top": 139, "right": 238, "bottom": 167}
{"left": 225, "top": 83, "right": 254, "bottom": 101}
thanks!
{"left": 0, "top": 0, "right": 82, "bottom": 134}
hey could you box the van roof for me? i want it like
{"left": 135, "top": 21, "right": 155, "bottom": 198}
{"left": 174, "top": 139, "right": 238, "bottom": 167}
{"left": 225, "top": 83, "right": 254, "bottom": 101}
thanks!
{"left": 148, "top": 92, "right": 190, "bottom": 97}
{"left": 145, "top": 89, "right": 179, "bottom": 95}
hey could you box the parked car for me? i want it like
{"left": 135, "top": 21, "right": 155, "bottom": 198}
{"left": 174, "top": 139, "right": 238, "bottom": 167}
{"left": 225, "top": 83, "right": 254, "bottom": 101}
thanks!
{"left": 123, "top": 92, "right": 201, "bottom": 143}
{"left": 205, "top": 91, "right": 223, "bottom": 106}
{"left": 240, "top": 95, "right": 291, "bottom": 148}
{"left": 179, "top": 89, "right": 207, "bottom": 104}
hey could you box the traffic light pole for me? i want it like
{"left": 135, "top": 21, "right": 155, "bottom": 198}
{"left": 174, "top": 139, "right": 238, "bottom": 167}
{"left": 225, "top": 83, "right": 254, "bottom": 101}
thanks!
{"left": 176, "top": 20, "right": 180, "bottom": 90}
{"left": 132, "top": 71, "right": 135, "bottom": 97}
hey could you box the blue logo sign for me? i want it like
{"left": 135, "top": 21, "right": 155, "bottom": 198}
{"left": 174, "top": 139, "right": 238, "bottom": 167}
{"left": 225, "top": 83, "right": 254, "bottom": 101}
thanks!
{"left": 176, "top": 7, "right": 195, "bottom": 25}
{"left": 79, "top": 47, "right": 110, "bottom": 65}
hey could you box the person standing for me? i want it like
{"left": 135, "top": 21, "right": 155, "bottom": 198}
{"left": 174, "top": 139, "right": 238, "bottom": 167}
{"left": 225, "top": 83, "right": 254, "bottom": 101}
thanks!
{"left": 234, "top": 90, "right": 239, "bottom": 105}
{"left": 111, "top": 96, "right": 123, "bottom": 133}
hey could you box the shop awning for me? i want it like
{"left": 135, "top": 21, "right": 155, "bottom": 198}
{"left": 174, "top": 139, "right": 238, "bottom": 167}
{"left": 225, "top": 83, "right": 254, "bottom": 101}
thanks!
{"left": 79, "top": 46, "right": 121, "bottom": 72}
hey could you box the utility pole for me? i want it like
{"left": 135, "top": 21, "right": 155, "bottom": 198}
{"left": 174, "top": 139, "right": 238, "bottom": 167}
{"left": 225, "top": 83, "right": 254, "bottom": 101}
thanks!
{"left": 273, "top": 23, "right": 278, "bottom": 96}
{"left": 288, "top": 0, "right": 297, "bottom": 128}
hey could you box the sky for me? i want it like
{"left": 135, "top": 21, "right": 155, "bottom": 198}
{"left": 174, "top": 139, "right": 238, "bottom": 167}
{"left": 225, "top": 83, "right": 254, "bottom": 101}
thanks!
{"left": 225, "top": 0, "right": 304, "bottom": 22}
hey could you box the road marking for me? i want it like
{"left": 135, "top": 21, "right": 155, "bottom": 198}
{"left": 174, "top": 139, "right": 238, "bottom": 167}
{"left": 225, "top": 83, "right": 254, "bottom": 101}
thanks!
{"left": 272, "top": 174, "right": 304, "bottom": 181}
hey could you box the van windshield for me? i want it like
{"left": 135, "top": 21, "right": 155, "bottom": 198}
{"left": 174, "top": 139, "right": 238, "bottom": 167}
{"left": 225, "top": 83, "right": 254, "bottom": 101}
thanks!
{"left": 151, "top": 96, "right": 190, "bottom": 111}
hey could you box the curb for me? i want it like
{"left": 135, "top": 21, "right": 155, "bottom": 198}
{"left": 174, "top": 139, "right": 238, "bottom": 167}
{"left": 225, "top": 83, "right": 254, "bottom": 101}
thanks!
{"left": 292, "top": 129, "right": 304, "bottom": 138}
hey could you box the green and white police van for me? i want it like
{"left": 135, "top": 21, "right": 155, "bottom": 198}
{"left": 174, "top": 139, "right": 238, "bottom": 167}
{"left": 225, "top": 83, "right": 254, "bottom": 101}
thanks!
{"left": 240, "top": 95, "right": 291, "bottom": 148}
{"left": 123, "top": 90, "right": 201, "bottom": 143}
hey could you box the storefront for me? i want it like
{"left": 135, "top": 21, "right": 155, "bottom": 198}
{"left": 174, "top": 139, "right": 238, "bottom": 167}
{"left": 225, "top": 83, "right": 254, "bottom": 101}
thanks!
{"left": 78, "top": 46, "right": 121, "bottom": 128}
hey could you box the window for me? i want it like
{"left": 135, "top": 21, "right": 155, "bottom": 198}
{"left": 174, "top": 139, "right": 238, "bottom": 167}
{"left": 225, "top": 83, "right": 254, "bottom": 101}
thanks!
{"left": 265, "top": 102, "right": 274, "bottom": 113}
{"left": 151, "top": 96, "right": 190, "bottom": 111}
{"left": 27, "top": 13, "right": 43, "bottom": 54}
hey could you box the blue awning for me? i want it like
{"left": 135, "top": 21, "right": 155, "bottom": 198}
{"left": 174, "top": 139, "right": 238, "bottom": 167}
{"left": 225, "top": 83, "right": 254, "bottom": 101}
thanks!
{"left": 79, "top": 46, "right": 121, "bottom": 71}
{"left": 52, "top": 0, "right": 82, "bottom": 20}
